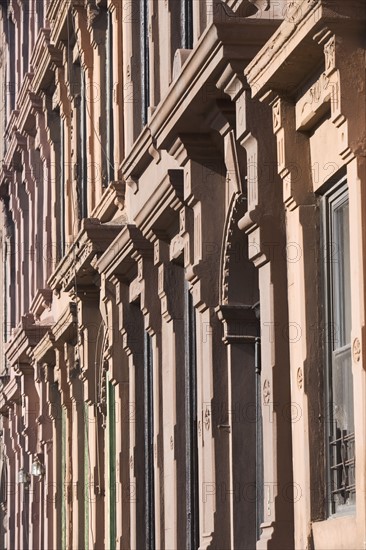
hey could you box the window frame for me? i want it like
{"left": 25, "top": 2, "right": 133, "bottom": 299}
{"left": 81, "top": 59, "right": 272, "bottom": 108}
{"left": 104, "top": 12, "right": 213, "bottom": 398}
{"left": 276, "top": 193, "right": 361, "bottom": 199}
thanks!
{"left": 321, "top": 174, "right": 356, "bottom": 518}
{"left": 140, "top": 0, "right": 150, "bottom": 126}
{"left": 144, "top": 331, "right": 155, "bottom": 548}
{"left": 184, "top": 281, "right": 199, "bottom": 550}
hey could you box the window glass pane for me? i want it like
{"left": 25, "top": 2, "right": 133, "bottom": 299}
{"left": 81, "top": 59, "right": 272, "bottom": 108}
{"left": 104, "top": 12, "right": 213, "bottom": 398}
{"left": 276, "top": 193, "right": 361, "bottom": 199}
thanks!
{"left": 324, "top": 182, "right": 355, "bottom": 515}
{"left": 332, "top": 200, "right": 351, "bottom": 348}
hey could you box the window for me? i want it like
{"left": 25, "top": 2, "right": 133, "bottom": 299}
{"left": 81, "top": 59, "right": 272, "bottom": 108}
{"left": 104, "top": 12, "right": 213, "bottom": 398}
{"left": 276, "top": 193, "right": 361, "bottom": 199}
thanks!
{"left": 5, "top": 14, "right": 16, "bottom": 118}
{"left": 84, "top": 402, "right": 90, "bottom": 550}
{"left": 36, "top": 0, "right": 44, "bottom": 31}
{"left": 144, "top": 331, "right": 155, "bottom": 548}
{"left": 3, "top": 198, "right": 15, "bottom": 341}
{"left": 140, "top": 0, "right": 150, "bottom": 126}
{"left": 80, "top": 68, "right": 88, "bottom": 218}
{"left": 107, "top": 375, "right": 117, "bottom": 550}
{"left": 59, "top": 115, "right": 66, "bottom": 258}
{"left": 184, "top": 282, "right": 199, "bottom": 550}
{"left": 254, "top": 305, "right": 263, "bottom": 539}
{"left": 322, "top": 177, "right": 355, "bottom": 516}
{"left": 61, "top": 406, "right": 67, "bottom": 550}
{"left": 22, "top": 5, "right": 29, "bottom": 76}
{"left": 105, "top": 10, "right": 115, "bottom": 185}
{"left": 181, "top": 0, "right": 193, "bottom": 49}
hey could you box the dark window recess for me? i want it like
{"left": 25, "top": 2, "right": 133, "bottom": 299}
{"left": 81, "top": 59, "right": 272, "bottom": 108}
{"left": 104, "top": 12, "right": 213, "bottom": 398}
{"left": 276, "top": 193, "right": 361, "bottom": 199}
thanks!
{"left": 59, "top": 116, "right": 66, "bottom": 258}
{"left": 144, "top": 332, "right": 155, "bottom": 549}
{"left": 36, "top": 0, "right": 44, "bottom": 30}
{"left": 140, "top": 0, "right": 150, "bottom": 126}
{"left": 80, "top": 69, "right": 88, "bottom": 218}
{"left": 184, "top": 282, "right": 199, "bottom": 550}
{"left": 105, "top": 9, "right": 114, "bottom": 186}
{"left": 322, "top": 178, "right": 355, "bottom": 516}
{"left": 7, "top": 16, "right": 16, "bottom": 113}
{"left": 22, "top": 7, "right": 29, "bottom": 75}
{"left": 84, "top": 402, "right": 89, "bottom": 550}
{"left": 255, "top": 330, "right": 263, "bottom": 539}
{"left": 3, "top": 198, "right": 15, "bottom": 341}
{"left": 108, "top": 379, "right": 117, "bottom": 550}
{"left": 61, "top": 407, "right": 67, "bottom": 550}
{"left": 181, "top": 0, "right": 193, "bottom": 49}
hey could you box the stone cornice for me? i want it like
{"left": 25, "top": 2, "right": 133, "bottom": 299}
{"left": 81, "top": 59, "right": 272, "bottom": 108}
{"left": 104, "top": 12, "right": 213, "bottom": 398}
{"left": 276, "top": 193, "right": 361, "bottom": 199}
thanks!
{"left": 95, "top": 225, "right": 153, "bottom": 282}
{"left": 245, "top": 0, "right": 366, "bottom": 98}
{"left": 150, "top": 17, "right": 279, "bottom": 148}
{"left": 30, "top": 28, "right": 52, "bottom": 72}
{"left": 135, "top": 169, "right": 184, "bottom": 240}
{"left": 90, "top": 181, "right": 126, "bottom": 223}
{"left": 122, "top": 127, "right": 155, "bottom": 185}
{"left": 0, "top": 167, "right": 12, "bottom": 197}
{"left": 3, "top": 30, "right": 63, "bottom": 168}
{"left": 32, "top": 330, "right": 56, "bottom": 364}
{"left": 17, "top": 92, "right": 43, "bottom": 137}
{"left": 29, "top": 289, "right": 53, "bottom": 321}
{"left": 6, "top": 29, "right": 63, "bottom": 142}
{"left": 121, "top": 16, "right": 280, "bottom": 180}
{"left": 51, "top": 302, "right": 77, "bottom": 345}
{"left": 47, "top": 218, "right": 122, "bottom": 292}
{"left": 16, "top": 73, "right": 34, "bottom": 113}
{"left": 30, "top": 28, "right": 63, "bottom": 93}
{"left": 5, "top": 315, "right": 51, "bottom": 367}
{"left": 4, "top": 130, "right": 26, "bottom": 170}
{"left": 0, "top": 377, "right": 21, "bottom": 414}
{"left": 4, "top": 110, "right": 19, "bottom": 144}
{"left": 47, "top": 0, "right": 84, "bottom": 46}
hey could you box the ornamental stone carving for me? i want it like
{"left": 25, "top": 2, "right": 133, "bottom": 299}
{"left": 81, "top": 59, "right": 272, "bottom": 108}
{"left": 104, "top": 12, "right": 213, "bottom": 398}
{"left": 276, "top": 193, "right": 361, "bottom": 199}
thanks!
{"left": 204, "top": 407, "right": 211, "bottom": 431}
{"left": 297, "top": 367, "right": 303, "bottom": 390}
{"left": 324, "top": 35, "right": 336, "bottom": 76}
{"left": 353, "top": 337, "right": 361, "bottom": 363}
{"left": 263, "top": 379, "right": 271, "bottom": 404}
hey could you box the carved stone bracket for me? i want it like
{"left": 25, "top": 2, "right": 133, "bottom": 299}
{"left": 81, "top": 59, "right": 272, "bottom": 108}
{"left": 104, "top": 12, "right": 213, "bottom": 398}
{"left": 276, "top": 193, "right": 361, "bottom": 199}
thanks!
{"left": 216, "top": 304, "right": 258, "bottom": 345}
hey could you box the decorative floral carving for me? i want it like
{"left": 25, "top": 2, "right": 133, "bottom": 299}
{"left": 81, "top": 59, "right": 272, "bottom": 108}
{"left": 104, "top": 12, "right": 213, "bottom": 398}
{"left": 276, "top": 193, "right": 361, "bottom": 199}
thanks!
{"left": 297, "top": 367, "right": 303, "bottom": 390}
{"left": 353, "top": 337, "right": 361, "bottom": 363}
{"left": 324, "top": 36, "right": 336, "bottom": 75}
{"left": 263, "top": 379, "right": 271, "bottom": 404}
{"left": 204, "top": 407, "right": 211, "bottom": 431}
{"left": 272, "top": 100, "right": 281, "bottom": 132}
{"left": 180, "top": 208, "right": 185, "bottom": 234}
{"left": 154, "top": 240, "right": 160, "bottom": 265}
{"left": 137, "top": 258, "right": 143, "bottom": 281}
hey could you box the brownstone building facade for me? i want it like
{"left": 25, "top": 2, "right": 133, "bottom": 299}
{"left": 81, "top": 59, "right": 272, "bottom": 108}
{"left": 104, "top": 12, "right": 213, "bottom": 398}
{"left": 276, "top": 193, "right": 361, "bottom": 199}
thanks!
{"left": 0, "top": 1, "right": 365, "bottom": 549}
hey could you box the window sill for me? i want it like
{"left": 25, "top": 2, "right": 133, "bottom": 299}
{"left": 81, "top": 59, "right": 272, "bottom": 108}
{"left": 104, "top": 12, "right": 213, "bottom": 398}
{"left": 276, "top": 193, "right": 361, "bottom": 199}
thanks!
{"left": 312, "top": 515, "right": 361, "bottom": 550}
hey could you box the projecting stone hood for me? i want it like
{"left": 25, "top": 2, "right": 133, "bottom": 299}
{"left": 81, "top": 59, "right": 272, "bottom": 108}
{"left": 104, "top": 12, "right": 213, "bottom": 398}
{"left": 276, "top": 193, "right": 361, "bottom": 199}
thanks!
{"left": 122, "top": 15, "right": 281, "bottom": 183}
{"left": 47, "top": 218, "right": 123, "bottom": 292}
